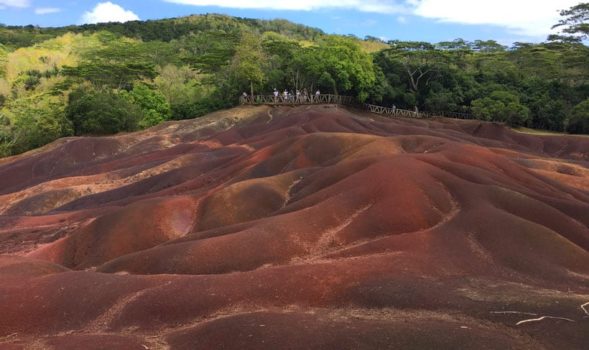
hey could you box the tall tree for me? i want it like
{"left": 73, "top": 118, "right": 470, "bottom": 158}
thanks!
{"left": 550, "top": 2, "right": 589, "bottom": 42}
{"left": 261, "top": 33, "right": 305, "bottom": 90}
{"left": 567, "top": 99, "right": 589, "bottom": 134}
{"left": 229, "top": 32, "right": 266, "bottom": 97}
{"left": 303, "top": 37, "right": 376, "bottom": 101}
{"left": 381, "top": 44, "right": 448, "bottom": 94}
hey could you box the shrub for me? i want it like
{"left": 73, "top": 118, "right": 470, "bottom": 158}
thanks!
{"left": 5, "top": 98, "right": 73, "bottom": 154}
{"left": 567, "top": 99, "right": 589, "bottom": 134}
{"left": 121, "top": 84, "right": 171, "bottom": 128}
{"left": 66, "top": 89, "right": 142, "bottom": 135}
{"left": 472, "top": 90, "right": 530, "bottom": 126}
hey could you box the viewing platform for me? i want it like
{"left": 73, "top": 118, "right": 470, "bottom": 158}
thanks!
{"left": 239, "top": 94, "right": 474, "bottom": 120}
{"left": 239, "top": 94, "right": 353, "bottom": 106}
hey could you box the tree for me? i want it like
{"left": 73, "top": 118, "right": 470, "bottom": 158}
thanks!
{"left": 61, "top": 36, "right": 161, "bottom": 89}
{"left": 65, "top": 88, "right": 142, "bottom": 135}
{"left": 0, "top": 44, "right": 7, "bottom": 78}
{"left": 0, "top": 112, "right": 12, "bottom": 156}
{"left": 551, "top": 2, "right": 589, "bottom": 41}
{"left": 4, "top": 96, "right": 73, "bottom": 154}
{"left": 302, "top": 36, "right": 376, "bottom": 101}
{"left": 567, "top": 99, "right": 589, "bottom": 134}
{"left": 62, "top": 63, "right": 156, "bottom": 90}
{"left": 121, "top": 84, "right": 171, "bottom": 128}
{"left": 472, "top": 90, "right": 530, "bottom": 126}
{"left": 436, "top": 38, "right": 470, "bottom": 51}
{"left": 229, "top": 32, "right": 266, "bottom": 97}
{"left": 364, "top": 66, "right": 394, "bottom": 105}
{"left": 528, "top": 96, "right": 569, "bottom": 131}
{"left": 180, "top": 31, "right": 238, "bottom": 73}
{"left": 153, "top": 65, "right": 216, "bottom": 120}
{"left": 471, "top": 40, "right": 506, "bottom": 52}
{"left": 381, "top": 44, "right": 448, "bottom": 94}
{"left": 262, "top": 34, "right": 306, "bottom": 90}
{"left": 424, "top": 91, "right": 460, "bottom": 114}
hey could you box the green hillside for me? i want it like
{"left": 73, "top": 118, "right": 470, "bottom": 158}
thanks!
{"left": 0, "top": 8, "right": 588, "bottom": 156}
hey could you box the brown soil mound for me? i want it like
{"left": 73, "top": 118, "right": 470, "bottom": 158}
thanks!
{"left": 0, "top": 105, "right": 588, "bottom": 349}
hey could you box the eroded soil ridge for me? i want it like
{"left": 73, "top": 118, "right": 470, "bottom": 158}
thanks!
{"left": 1, "top": 105, "right": 588, "bottom": 349}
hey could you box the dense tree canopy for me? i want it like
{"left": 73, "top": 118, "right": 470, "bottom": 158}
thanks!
{"left": 229, "top": 32, "right": 267, "bottom": 97}
{"left": 567, "top": 99, "right": 589, "bottom": 134}
{"left": 121, "top": 84, "right": 172, "bottom": 128}
{"left": 65, "top": 89, "right": 141, "bottom": 135}
{"left": 471, "top": 91, "right": 530, "bottom": 126}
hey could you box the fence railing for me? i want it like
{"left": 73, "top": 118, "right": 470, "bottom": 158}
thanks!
{"left": 427, "top": 111, "right": 476, "bottom": 120}
{"left": 239, "top": 94, "right": 353, "bottom": 106}
{"left": 364, "top": 103, "right": 421, "bottom": 119}
{"left": 239, "top": 94, "right": 473, "bottom": 120}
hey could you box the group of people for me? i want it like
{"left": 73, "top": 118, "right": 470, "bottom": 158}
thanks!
{"left": 241, "top": 88, "right": 322, "bottom": 103}
{"left": 273, "top": 88, "right": 321, "bottom": 103}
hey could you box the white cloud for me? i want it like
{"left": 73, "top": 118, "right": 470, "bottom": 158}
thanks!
{"left": 35, "top": 7, "right": 61, "bottom": 15}
{"left": 410, "top": 0, "right": 579, "bottom": 37}
{"left": 164, "top": 0, "right": 409, "bottom": 14}
{"left": 164, "top": 0, "right": 578, "bottom": 38}
{"left": 81, "top": 2, "right": 140, "bottom": 24}
{"left": 0, "top": 0, "right": 30, "bottom": 8}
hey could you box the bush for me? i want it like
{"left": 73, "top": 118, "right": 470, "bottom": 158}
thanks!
{"left": 171, "top": 96, "right": 228, "bottom": 120}
{"left": 529, "top": 98, "right": 568, "bottom": 131}
{"left": 121, "top": 84, "right": 171, "bottom": 128}
{"left": 567, "top": 99, "right": 589, "bottom": 134}
{"left": 66, "top": 89, "right": 142, "bottom": 135}
{"left": 424, "top": 92, "right": 460, "bottom": 113}
{"left": 472, "top": 90, "right": 530, "bottom": 126}
{"left": 6, "top": 98, "right": 73, "bottom": 154}
{"left": 0, "top": 114, "right": 11, "bottom": 155}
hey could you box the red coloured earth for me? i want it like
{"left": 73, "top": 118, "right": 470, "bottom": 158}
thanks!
{"left": 0, "top": 105, "right": 588, "bottom": 349}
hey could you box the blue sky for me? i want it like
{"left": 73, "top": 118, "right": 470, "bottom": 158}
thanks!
{"left": 0, "top": 1, "right": 579, "bottom": 45}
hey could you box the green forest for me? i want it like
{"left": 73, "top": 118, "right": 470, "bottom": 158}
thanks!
{"left": 0, "top": 4, "right": 588, "bottom": 157}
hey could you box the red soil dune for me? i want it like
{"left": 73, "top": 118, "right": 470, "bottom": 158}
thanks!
{"left": 0, "top": 105, "right": 588, "bottom": 349}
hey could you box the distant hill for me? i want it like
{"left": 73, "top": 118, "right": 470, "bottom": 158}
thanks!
{"left": 0, "top": 14, "right": 326, "bottom": 48}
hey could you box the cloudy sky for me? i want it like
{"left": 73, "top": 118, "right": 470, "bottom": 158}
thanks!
{"left": 0, "top": 0, "right": 580, "bottom": 44}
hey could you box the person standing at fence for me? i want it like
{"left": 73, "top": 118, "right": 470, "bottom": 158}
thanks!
{"left": 283, "top": 89, "right": 288, "bottom": 102}
{"left": 303, "top": 88, "right": 309, "bottom": 103}
{"left": 296, "top": 90, "right": 301, "bottom": 103}
{"left": 242, "top": 92, "right": 248, "bottom": 104}
{"left": 392, "top": 104, "right": 396, "bottom": 113}
{"left": 315, "top": 90, "right": 320, "bottom": 103}
{"left": 273, "top": 88, "right": 279, "bottom": 103}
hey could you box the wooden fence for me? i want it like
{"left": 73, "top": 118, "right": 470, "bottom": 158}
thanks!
{"left": 239, "top": 94, "right": 353, "bottom": 106}
{"left": 239, "top": 94, "right": 473, "bottom": 120}
{"left": 363, "top": 103, "right": 421, "bottom": 119}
